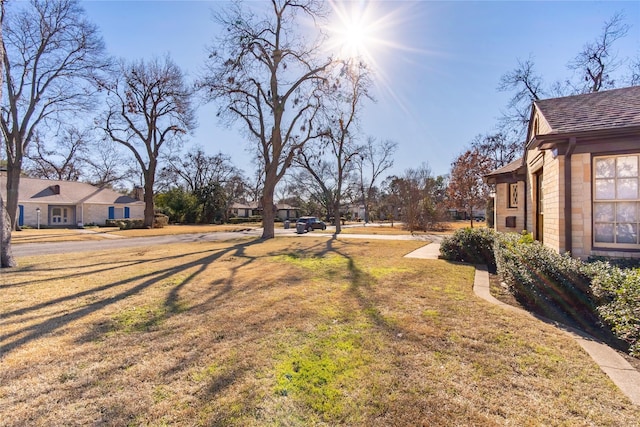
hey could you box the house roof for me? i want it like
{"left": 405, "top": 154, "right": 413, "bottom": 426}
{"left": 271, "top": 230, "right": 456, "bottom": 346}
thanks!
{"left": 0, "top": 173, "right": 142, "bottom": 205}
{"left": 534, "top": 85, "right": 640, "bottom": 135}
{"left": 485, "top": 157, "right": 524, "bottom": 177}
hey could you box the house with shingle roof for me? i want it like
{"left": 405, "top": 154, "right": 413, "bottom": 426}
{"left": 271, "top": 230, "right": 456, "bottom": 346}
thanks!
{"left": 486, "top": 86, "right": 640, "bottom": 259}
{"left": 0, "top": 172, "right": 144, "bottom": 227}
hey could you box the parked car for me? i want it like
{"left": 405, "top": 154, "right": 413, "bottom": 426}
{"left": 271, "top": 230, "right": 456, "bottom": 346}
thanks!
{"left": 296, "top": 216, "right": 327, "bottom": 233}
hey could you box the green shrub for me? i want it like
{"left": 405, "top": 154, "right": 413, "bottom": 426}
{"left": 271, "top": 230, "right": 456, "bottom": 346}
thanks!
{"left": 591, "top": 266, "right": 640, "bottom": 356}
{"left": 493, "top": 233, "right": 615, "bottom": 339}
{"left": 439, "top": 227, "right": 497, "bottom": 269}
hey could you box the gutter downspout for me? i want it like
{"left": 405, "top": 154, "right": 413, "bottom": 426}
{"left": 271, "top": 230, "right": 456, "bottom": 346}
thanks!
{"left": 564, "top": 137, "right": 577, "bottom": 254}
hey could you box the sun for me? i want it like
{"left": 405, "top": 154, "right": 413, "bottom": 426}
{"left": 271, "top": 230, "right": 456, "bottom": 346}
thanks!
{"left": 326, "top": 1, "right": 379, "bottom": 62}
{"left": 335, "top": 11, "right": 373, "bottom": 60}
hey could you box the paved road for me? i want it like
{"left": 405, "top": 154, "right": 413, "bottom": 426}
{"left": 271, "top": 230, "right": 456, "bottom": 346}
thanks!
{"left": 11, "top": 227, "right": 443, "bottom": 257}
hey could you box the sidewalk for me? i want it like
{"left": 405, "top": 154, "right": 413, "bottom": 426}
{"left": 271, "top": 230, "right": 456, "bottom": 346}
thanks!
{"left": 405, "top": 242, "right": 640, "bottom": 406}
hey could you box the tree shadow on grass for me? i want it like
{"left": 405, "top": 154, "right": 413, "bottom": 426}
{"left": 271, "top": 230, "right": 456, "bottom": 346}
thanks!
{"left": 0, "top": 239, "right": 264, "bottom": 358}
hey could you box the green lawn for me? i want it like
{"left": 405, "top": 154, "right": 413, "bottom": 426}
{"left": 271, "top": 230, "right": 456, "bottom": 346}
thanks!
{"left": 1, "top": 236, "right": 638, "bottom": 425}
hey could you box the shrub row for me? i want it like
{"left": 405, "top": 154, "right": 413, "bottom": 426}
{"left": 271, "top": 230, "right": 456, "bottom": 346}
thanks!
{"left": 591, "top": 266, "right": 640, "bottom": 355}
{"left": 228, "top": 216, "right": 263, "bottom": 224}
{"left": 440, "top": 228, "right": 639, "bottom": 355}
{"left": 493, "top": 232, "right": 601, "bottom": 330}
{"left": 104, "top": 213, "right": 169, "bottom": 230}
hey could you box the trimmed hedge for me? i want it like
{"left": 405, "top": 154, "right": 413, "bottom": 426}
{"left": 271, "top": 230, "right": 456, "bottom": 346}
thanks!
{"left": 442, "top": 228, "right": 638, "bottom": 355}
{"left": 493, "top": 233, "right": 600, "bottom": 325}
{"left": 591, "top": 266, "right": 640, "bottom": 356}
{"left": 439, "top": 227, "right": 497, "bottom": 269}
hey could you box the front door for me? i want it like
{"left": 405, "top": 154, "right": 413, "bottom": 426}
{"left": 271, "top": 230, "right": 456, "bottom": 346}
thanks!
{"left": 535, "top": 170, "right": 544, "bottom": 243}
{"left": 51, "top": 207, "right": 71, "bottom": 225}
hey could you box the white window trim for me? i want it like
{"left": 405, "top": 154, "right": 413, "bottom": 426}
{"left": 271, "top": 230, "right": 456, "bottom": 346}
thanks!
{"left": 593, "top": 154, "right": 640, "bottom": 249}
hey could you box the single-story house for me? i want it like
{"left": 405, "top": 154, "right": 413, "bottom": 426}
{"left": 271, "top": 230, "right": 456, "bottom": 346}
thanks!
{"left": 485, "top": 85, "right": 640, "bottom": 259}
{"left": 229, "top": 202, "right": 300, "bottom": 221}
{"left": 0, "top": 172, "right": 145, "bottom": 227}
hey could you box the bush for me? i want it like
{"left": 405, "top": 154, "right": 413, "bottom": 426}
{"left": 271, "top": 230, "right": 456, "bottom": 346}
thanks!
{"left": 591, "top": 266, "right": 640, "bottom": 356}
{"left": 153, "top": 213, "right": 169, "bottom": 228}
{"left": 228, "top": 216, "right": 262, "bottom": 224}
{"left": 439, "top": 227, "right": 497, "bottom": 269}
{"left": 105, "top": 219, "right": 145, "bottom": 229}
{"left": 494, "top": 233, "right": 596, "bottom": 315}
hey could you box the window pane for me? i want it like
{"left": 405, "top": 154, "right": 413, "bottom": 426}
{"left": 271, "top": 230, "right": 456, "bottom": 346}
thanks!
{"left": 617, "top": 178, "right": 638, "bottom": 199}
{"left": 616, "top": 202, "right": 637, "bottom": 222}
{"left": 595, "top": 223, "right": 615, "bottom": 243}
{"left": 595, "top": 179, "right": 615, "bottom": 199}
{"left": 617, "top": 224, "right": 638, "bottom": 244}
{"left": 617, "top": 156, "right": 638, "bottom": 178}
{"left": 594, "top": 203, "right": 615, "bottom": 222}
{"left": 595, "top": 158, "right": 615, "bottom": 178}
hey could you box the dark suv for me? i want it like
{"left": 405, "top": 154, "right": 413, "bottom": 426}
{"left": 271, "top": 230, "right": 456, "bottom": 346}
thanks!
{"left": 295, "top": 216, "right": 327, "bottom": 233}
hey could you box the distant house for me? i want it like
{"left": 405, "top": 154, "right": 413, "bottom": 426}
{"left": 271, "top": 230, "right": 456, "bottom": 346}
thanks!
{"left": 486, "top": 86, "right": 640, "bottom": 259}
{"left": 229, "top": 202, "right": 300, "bottom": 221}
{"left": 0, "top": 173, "right": 145, "bottom": 227}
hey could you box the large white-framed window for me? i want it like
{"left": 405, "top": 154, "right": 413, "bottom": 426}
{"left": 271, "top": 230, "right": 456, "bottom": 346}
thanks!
{"left": 593, "top": 154, "right": 640, "bottom": 247}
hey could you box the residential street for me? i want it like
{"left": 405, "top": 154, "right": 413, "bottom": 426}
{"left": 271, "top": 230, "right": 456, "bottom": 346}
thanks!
{"left": 10, "top": 226, "right": 441, "bottom": 257}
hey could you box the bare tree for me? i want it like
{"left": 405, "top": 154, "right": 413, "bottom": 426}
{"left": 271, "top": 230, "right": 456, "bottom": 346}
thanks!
{"left": 162, "top": 148, "right": 242, "bottom": 193}
{"left": 0, "top": 0, "right": 16, "bottom": 268}
{"left": 447, "top": 149, "right": 492, "bottom": 228}
{"left": 200, "top": 0, "right": 335, "bottom": 239}
{"left": 0, "top": 0, "right": 107, "bottom": 230}
{"left": 629, "top": 56, "right": 640, "bottom": 86}
{"left": 384, "top": 164, "right": 446, "bottom": 232}
{"left": 161, "top": 147, "right": 248, "bottom": 222}
{"left": 296, "top": 62, "right": 372, "bottom": 233}
{"left": 498, "top": 12, "right": 631, "bottom": 141}
{"left": 83, "top": 139, "right": 136, "bottom": 190}
{"left": 100, "top": 56, "right": 196, "bottom": 228}
{"left": 497, "top": 56, "right": 545, "bottom": 139}
{"left": 24, "top": 127, "right": 89, "bottom": 181}
{"left": 354, "top": 137, "right": 397, "bottom": 223}
{"left": 568, "top": 12, "right": 629, "bottom": 93}
{"left": 470, "top": 132, "right": 522, "bottom": 171}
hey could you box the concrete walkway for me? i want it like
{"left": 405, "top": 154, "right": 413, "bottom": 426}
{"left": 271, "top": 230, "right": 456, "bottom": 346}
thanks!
{"left": 405, "top": 242, "right": 640, "bottom": 406}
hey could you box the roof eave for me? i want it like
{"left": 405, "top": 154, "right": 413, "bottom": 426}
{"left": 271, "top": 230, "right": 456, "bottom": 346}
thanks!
{"left": 528, "top": 125, "right": 640, "bottom": 151}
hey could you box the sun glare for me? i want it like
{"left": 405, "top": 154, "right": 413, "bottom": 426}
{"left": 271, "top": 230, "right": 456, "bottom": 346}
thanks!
{"left": 325, "top": 1, "right": 427, "bottom": 116}
{"left": 327, "top": 1, "right": 379, "bottom": 62}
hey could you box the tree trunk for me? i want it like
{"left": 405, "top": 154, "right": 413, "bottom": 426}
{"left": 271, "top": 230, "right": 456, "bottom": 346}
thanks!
{"left": 333, "top": 200, "right": 342, "bottom": 234}
{"left": 1, "top": 195, "right": 17, "bottom": 268}
{"left": 5, "top": 156, "right": 22, "bottom": 230}
{"left": 143, "top": 181, "right": 155, "bottom": 228}
{"left": 261, "top": 168, "right": 277, "bottom": 239}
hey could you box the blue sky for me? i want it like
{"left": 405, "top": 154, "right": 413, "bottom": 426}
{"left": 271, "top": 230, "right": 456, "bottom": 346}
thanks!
{"left": 81, "top": 0, "right": 640, "bottom": 179}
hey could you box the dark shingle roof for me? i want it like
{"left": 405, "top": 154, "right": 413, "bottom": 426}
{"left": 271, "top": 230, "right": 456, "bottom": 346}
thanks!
{"left": 535, "top": 86, "right": 640, "bottom": 134}
{"left": 485, "top": 157, "right": 524, "bottom": 177}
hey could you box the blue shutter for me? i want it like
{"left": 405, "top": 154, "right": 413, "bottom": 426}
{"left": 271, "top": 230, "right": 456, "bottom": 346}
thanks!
{"left": 18, "top": 205, "right": 24, "bottom": 227}
{"left": 124, "top": 207, "right": 130, "bottom": 219}
{"left": 108, "top": 206, "right": 115, "bottom": 220}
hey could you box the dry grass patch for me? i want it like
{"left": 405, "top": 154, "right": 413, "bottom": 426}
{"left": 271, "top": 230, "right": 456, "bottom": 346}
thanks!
{"left": 1, "top": 237, "right": 639, "bottom": 425}
{"left": 10, "top": 228, "right": 112, "bottom": 244}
